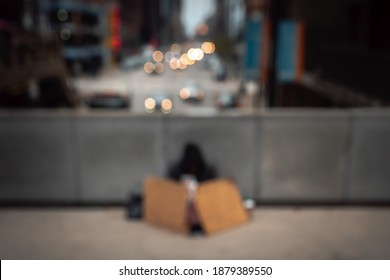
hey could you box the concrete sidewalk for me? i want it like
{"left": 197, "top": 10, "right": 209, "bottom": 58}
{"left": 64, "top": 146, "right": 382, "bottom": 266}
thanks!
{"left": 1, "top": 207, "right": 390, "bottom": 259}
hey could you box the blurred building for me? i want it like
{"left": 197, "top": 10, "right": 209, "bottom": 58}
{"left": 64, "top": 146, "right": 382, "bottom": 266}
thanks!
{"left": 247, "top": 0, "right": 390, "bottom": 107}
{"left": 119, "top": 0, "right": 185, "bottom": 53}
{"left": 290, "top": 0, "right": 390, "bottom": 105}
{"left": 0, "top": 1, "right": 26, "bottom": 28}
{"left": 37, "top": 0, "right": 112, "bottom": 75}
{"left": 159, "top": 0, "right": 185, "bottom": 44}
{"left": 226, "top": 0, "right": 246, "bottom": 41}
{"left": 1, "top": 0, "right": 123, "bottom": 75}
{"left": 203, "top": 0, "right": 245, "bottom": 42}
{"left": 119, "top": 0, "right": 159, "bottom": 54}
{"left": 0, "top": 0, "right": 78, "bottom": 107}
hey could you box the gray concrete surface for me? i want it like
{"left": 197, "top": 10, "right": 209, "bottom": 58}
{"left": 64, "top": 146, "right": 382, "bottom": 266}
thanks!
{"left": 348, "top": 113, "right": 390, "bottom": 201}
{"left": 259, "top": 112, "right": 349, "bottom": 201}
{"left": 0, "top": 116, "right": 77, "bottom": 201}
{"left": 1, "top": 110, "right": 390, "bottom": 203}
{"left": 1, "top": 207, "right": 390, "bottom": 259}
{"left": 77, "top": 117, "right": 165, "bottom": 201}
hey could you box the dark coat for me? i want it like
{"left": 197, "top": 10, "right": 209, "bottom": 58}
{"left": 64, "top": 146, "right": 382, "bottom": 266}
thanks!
{"left": 168, "top": 143, "right": 217, "bottom": 183}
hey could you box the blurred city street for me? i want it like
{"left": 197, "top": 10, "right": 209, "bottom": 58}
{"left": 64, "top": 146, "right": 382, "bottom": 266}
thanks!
{"left": 73, "top": 56, "right": 241, "bottom": 113}
{"left": 1, "top": 0, "right": 390, "bottom": 262}
{"left": 1, "top": 207, "right": 390, "bottom": 259}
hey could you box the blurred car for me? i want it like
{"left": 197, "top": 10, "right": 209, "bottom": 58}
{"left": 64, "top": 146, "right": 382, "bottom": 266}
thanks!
{"left": 120, "top": 54, "right": 145, "bottom": 71}
{"left": 215, "top": 91, "right": 238, "bottom": 109}
{"left": 144, "top": 92, "right": 173, "bottom": 113}
{"left": 121, "top": 45, "right": 161, "bottom": 71}
{"left": 202, "top": 54, "right": 227, "bottom": 81}
{"left": 85, "top": 91, "right": 130, "bottom": 109}
{"left": 179, "top": 84, "right": 205, "bottom": 103}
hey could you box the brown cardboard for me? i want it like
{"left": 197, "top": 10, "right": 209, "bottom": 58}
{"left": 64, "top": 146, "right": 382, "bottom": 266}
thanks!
{"left": 143, "top": 176, "right": 188, "bottom": 234}
{"left": 195, "top": 179, "right": 249, "bottom": 235}
{"left": 143, "top": 177, "right": 249, "bottom": 235}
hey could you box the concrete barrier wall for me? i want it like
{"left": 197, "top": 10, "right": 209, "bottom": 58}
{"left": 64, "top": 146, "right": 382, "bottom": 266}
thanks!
{"left": 0, "top": 115, "right": 78, "bottom": 201}
{"left": 76, "top": 116, "right": 165, "bottom": 202}
{"left": 258, "top": 111, "right": 349, "bottom": 202}
{"left": 0, "top": 110, "right": 390, "bottom": 204}
{"left": 347, "top": 111, "right": 390, "bottom": 201}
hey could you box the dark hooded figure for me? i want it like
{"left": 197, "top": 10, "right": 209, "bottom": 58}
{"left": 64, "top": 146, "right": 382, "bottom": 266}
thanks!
{"left": 168, "top": 143, "right": 217, "bottom": 183}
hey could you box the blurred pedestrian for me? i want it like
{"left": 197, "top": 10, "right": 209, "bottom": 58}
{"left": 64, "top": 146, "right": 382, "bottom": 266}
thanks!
{"left": 168, "top": 143, "right": 217, "bottom": 234}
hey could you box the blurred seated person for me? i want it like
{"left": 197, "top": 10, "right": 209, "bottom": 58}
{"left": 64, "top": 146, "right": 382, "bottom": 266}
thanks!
{"left": 168, "top": 143, "right": 217, "bottom": 183}
{"left": 168, "top": 143, "right": 217, "bottom": 233}
{"left": 143, "top": 143, "right": 248, "bottom": 235}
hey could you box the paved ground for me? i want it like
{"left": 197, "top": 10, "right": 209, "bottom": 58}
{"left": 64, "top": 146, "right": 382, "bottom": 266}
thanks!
{"left": 1, "top": 207, "right": 390, "bottom": 259}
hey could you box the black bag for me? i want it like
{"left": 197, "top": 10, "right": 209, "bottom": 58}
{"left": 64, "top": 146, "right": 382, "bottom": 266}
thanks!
{"left": 126, "top": 192, "right": 143, "bottom": 219}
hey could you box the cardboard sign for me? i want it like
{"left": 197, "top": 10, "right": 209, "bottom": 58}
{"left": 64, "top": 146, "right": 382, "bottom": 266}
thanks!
{"left": 195, "top": 179, "right": 249, "bottom": 235}
{"left": 143, "top": 176, "right": 188, "bottom": 234}
{"left": 143, "top": 177, "right": 249, "bottom": 235}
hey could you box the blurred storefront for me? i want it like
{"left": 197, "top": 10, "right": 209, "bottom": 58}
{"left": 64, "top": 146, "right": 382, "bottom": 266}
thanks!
{"left": 244, "top": 0, "right": 390, "bottom": 108}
